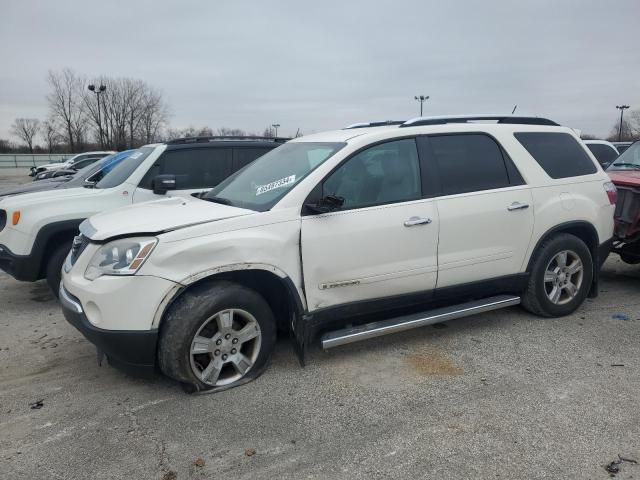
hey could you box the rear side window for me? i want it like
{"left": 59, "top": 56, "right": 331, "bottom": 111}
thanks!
{"left": 514, "top": 132, "right": 597, "bottom": 178}
{"left": 233, "top": 147, "right": 273, "bottom": 171}
{"left": 144, "top": 148, "right": 233, "bottom": 189}
{"left": 429, "top": 134, "right": 513, "bottom": 195}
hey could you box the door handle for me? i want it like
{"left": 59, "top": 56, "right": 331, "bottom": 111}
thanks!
{"left": 404, "top": 216, "right": 432, "bottom": 227}
{"left": 507, "top": 202, "right": 529, "bottom": 211}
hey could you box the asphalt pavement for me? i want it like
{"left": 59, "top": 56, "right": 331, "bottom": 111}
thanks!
{"left": 0, "top": 169, "right": 638, "bottom": 479}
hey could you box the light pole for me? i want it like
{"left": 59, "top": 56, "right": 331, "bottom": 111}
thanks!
{"left": 414, "top": 95, "right": 429, "bottom": 116}
{"left": 616, "top": 105, "right": 630, "bottom": 142}
{"left": 88, "top": 84, "right": 107, "bottom": 148}
{"left": 271, "top": 123, "right": 280, "bottom": 137}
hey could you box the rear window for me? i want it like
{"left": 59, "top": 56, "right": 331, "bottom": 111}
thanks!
{"left": 514, "top": 132, "right": 597, "bottom": 179}
{"left": 586, "top": 143, "right": 618, "bottom": 167}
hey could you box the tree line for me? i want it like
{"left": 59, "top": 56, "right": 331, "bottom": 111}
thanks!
{"left": 4, "top": 68, "right": 169, "bottom": 153}
{"left": 3, "top": 67, "right": 296, "bottom": 154}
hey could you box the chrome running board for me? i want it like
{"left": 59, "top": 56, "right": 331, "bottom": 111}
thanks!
{"left": 320, "top": 295, "right": 521, "bottom": 349}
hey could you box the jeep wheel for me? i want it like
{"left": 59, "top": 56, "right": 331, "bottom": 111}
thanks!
{"left": 158, "top": 281, "right": 276, "bottom": 393}
{"left": 46, "top": 242, "right": 72, "bottom": 297}
{"left": 522, "top": 234, "right": 593, "bottom": 317}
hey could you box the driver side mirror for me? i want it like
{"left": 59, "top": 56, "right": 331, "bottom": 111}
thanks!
{"left": 303, "top": 194, "right": 345, "bottom": 214}
{"left": 153, "top": 174, "right": 177, "bottom": 195}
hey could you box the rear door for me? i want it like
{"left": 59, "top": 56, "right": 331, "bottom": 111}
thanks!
{"left": 425, "top": 133, "right": 534, "bottom": 288}
{"left": 133, "top": 147, "right": 233, "bottom": 202}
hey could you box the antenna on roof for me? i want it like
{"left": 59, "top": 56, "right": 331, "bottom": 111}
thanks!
{"left": 512, "top": 104, "right": 518, "bottom": 114}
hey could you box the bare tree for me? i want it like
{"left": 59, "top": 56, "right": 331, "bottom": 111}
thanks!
{"left": 216, "top": 127, "right": 246, "bottom": 137}
{"left": 10, "top": 118, "right": 40, "bottom": 153}
{"left": 606, "top": 117, "right": 636, "bottom": 142}
{"left": 41, "top": 120, "right": 62, "bottom": 153}
{"left": 83, "top": 77, "right": 168, "bottom": 149}
{"left": 46, "top": 68, "right": 87, "bottom": 152}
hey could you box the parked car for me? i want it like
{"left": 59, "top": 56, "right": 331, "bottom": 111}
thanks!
{"left": 29, "top": 151, "right": 114, "bottom": 177}
{"left": 32, "top": 154, "right": 113, "bottom": 181}
{"left": 613, "top": 142, "right": 633, "bottom": 155}
{"left": 57, "top": 115, "right": 615, "bottom": 393}
{"left": 607, "top": 141, "right": 640, "bottom": 263}
{"left": 583, "top": 140, "right": 619, "bottom": 169}
{"left": 0, "top": 150, "right": 136, "bottom": 198}
{"left": 0, "top": 137, "right": 284, "bottom": 294}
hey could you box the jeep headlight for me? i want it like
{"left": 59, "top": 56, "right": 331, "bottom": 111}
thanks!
{"left": 84, "top": 237, "right": 157, "bottom": 280}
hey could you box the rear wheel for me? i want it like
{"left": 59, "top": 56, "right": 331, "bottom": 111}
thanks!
{"left": 522, "top": 234, "right": 593, "bottom": 317}
{"left": 46, "top": 242, "right": 71, "bottom": 297}
{"left": 158, "top": 281, "right": 276, "bottom": 393}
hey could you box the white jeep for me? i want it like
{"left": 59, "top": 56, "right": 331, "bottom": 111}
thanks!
{"left": 58, "top": 115, "right": 616, "bottom": 393}
{"left": 0, "top": 138, "right": 282, "bottom": 294}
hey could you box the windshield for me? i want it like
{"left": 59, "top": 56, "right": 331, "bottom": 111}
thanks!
{"left": 204, "top": 142, "right": 345, "bottom": 211}
{"left": 67, "top": 150, "right": 136, "bottom": 186}
{"left": 96, "top": 147, "right": 154, "bottom": 188}
{"left": 608, "top": 142, "right": 640, "bottom": 170}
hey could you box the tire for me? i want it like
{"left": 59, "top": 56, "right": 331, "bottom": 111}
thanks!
{"left": 46, "top": 241, "right": 72, "bottom": 297}
{"left": 521, "top": 234, "right": 593, "bottom": 317}
{"left": 620, "top": 254, "right": 640, "bottom": 265}
{"left": 158, "top": 280, "right": 276, "bottom": 393}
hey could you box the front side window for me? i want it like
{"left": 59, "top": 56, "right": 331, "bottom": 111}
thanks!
{"left": 204, "top": 142, "right": 344, "bottom": 211}
{"left": 322, "top": 138, "right": 421, "bottom": 209}
{"left": 233, "top": 147, "right": 273, "bottom": 171}
{"left": 430, "top": 134, "right": 511, "bottom": 195}
{"left": 515, "top": 132, "right": 597, "bottom": 178}
{"left": 608, "top": 142, "right": 640, "bottom": 171}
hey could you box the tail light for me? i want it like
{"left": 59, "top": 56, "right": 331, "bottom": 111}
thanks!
{"left": 603, "top": 181, "right": 617, "bottom": 205}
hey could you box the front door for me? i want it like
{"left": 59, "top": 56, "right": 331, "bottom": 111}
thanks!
{"left": 301, "top": 138, "right": 439, "bottom": 311}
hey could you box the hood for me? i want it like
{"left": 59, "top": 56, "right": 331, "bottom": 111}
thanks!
{"left": 608, "top": 170, "right": 640, "bottom": 188}
{"left": 0, "top": 185, "right": 102, "bottom": 208}
{"left": 0, "top": 178, "right": 68, "bottom": 197}
{"left": 82, "top": 195, "right": 255, "bottom": 241}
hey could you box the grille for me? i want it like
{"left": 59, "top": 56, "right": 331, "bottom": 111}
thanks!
{"left": 70, "top": 234, "right": 90, "bottom": 266}
{"left": 0, "top": 209, "right": 5, "bottom": 232}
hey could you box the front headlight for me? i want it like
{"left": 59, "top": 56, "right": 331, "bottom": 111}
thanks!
{"left": 84, "top": 237, "right": 157, "bottom": 280}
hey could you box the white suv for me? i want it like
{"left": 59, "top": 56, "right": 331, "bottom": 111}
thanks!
{"left": 0, "top": 138, "right": 282, "bottom": 294}
{"left": 59, "top": 115, "right": 616, "bottom": 393}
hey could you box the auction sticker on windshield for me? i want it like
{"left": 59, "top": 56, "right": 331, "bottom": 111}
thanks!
{"left": 256, "top": 175, "right": 296, "bottom": 195}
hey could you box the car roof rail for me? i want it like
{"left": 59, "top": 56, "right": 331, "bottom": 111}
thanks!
{"left": 344, "top": 120, "right": 406, "bottom": 129}
{"left": 400, "top": 114, "right": 560, "bottom": 127}
{"left": 166, "top": 136, "right": 290, "bottom": 144}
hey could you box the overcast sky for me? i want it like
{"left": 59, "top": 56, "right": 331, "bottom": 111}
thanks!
{"left": 1, "top": 0, "right": 638, "bottom": 141}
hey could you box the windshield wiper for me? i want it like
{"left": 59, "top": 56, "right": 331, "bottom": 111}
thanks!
{"left": 203, "top": 196, "right": 234, "bottom": 206}
{"left": 610, "top": 163, "right": 640, "bottom": 170}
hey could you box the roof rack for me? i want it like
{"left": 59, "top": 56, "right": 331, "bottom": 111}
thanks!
{"left": 344, "top": 120, "right": 406, "bottom": 129}
{"left": 166, "top": 136, "right": 290, "bottom": 145}
{"left": 400, "top": 115, "right": 559, "bottom": 128}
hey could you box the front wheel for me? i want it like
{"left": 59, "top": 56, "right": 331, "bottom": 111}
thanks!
{"left": 522, "top": 234, "right": 593, "bottom": 317}
{"left": 46, "top": 242, "right": 72, "bottom": 297}
{"left": 158, "top": 281, "right": 276, "bottom": 393}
